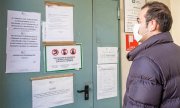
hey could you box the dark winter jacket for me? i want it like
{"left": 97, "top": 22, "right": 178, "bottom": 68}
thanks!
{"left": 123, "top": 32, "right": 180, "bottom": 108}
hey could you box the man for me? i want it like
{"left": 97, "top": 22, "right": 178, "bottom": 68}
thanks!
{"left": 123, "top": 1, "right": 180, "bottom": 108}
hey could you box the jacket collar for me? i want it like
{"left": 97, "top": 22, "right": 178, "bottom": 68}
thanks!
{"left": 127, "top": 32, "right": 173, "bottom": 61}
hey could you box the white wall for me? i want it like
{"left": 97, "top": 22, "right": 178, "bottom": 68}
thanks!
{"left": 171, "top": 0, "right": 180, "bottom": 45}
{"left": 120, "top": 0, "right": 132, "bottom": 103}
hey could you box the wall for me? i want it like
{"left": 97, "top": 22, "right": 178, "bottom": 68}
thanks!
{"left": 120, "top": 0, "right": 132, "bottom": 103}
{"left": 171, "top": 0, "right": 180, "bottom": 45}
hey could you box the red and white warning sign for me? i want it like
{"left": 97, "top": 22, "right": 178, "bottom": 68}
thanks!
{"left": 52, "top": 49, "right": 59, "bottom": 56}
{"left": 70, "top": 48, "right": 76, "bottom": 55}
{"left": 45, "top": 45, "right": 82, "bottom": 71}
{"left": 61, "top": 49, "right": 68, "bottom": 55}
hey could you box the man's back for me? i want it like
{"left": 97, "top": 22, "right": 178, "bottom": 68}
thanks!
{"left": 124, "top": 32, "right": 180, "bottom": 108}
{"left": 144, "top": 36, "right": 180, "bottom": 107}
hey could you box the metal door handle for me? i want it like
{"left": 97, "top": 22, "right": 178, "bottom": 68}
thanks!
{"left": 77, "top": 85, "right": 89, "bottom": 100}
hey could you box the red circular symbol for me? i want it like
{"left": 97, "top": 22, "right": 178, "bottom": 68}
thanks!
{"left": 70, "top": 48, "right": 76, "bottom": 55}
{"left": 52, "top": 49, "right": 59, "bottom": 56}
{"left": 61, "top": 49, "right": 68, "bottom": 55}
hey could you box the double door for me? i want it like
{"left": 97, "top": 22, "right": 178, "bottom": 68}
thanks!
{"left": 0, "top": 0, "right": 121, "bottom": 108}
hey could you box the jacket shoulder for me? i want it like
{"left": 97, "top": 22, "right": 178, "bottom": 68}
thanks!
{"left": 129, "top": 56, "right": 163, "bottom": 84}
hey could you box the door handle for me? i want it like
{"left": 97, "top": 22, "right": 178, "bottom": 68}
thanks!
{"left": 77, "top": 85, "right": 89, "bottom": 100}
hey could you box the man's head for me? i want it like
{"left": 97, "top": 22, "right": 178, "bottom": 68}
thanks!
{"left": 136, "top": 1, "right": 173, "bottom": 42}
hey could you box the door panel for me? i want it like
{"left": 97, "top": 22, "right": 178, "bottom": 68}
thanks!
{"left": 0, "top": 0, "right": 93, "bottom": 108}
{"left": 0, "top": 1, "right": 5, "bottom": 108}
{"left": 0, "top": 0, "right": 121, "bottom": 108}
{"left": 93, "top": 0, "right": 121, "bottom": 108}
{"left": 73, "top": 0, "right": 93, "bottom": 108}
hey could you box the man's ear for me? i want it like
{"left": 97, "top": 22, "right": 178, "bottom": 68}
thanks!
{"left": 149, "top": 19, "right": 158, "bottom": 31}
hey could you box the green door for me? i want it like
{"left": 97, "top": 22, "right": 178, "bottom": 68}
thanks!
{"left": 93, "top": 0, "right": 121, "bottom": 108}
{"left": 0, "top": 0, "right": 121, "bottom": 108}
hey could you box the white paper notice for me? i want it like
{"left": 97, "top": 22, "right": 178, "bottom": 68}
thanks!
{"left": 45, "top": 5, "right": 73, "bottom": 41}
{"left": 45, "top": 45, "right": 81, "bottom": 71}
{"left": 98, "top": 47, "right": 118, "bottom": 64}
{"left": 6, "top": 10, "right": 41, "bottom": 73}
{"left": 125, "top": 0, "right": 146, "bottom": 32}
{"left": 6, "top": 51, "right": 40, "bottom": 73}
{"left": 7, "top": 10, "right": 41, "bottom": 51}
{"left": 97, "top": 64, "right": 117, "bottom": 100}
{"left": 32, "top": 75, "right": 74, "bottom": 108}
